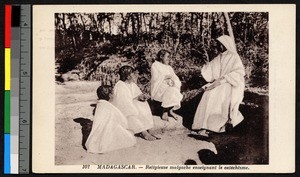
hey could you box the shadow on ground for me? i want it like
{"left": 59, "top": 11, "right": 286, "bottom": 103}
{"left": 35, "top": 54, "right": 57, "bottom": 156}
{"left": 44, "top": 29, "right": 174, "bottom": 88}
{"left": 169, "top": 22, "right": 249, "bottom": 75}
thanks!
{"left": 73, "top": 90, "right": 268, "bottom": 165}
{"left": 181, "top": 91, "right": 269, "bottom": 164}
{"left": 73, "top": 117, "right": 93, "bottom": 150}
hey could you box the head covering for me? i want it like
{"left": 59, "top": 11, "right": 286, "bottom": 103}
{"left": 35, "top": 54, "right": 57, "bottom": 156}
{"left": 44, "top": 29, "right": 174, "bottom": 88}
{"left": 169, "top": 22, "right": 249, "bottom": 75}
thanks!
{"left": 217, "top": 35, "right": 237, "bottom": 53}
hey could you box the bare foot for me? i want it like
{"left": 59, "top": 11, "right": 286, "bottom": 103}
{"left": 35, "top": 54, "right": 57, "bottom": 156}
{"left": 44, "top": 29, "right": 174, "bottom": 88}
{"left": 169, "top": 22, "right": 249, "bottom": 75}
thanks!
{"left": 162, "top": 112, "right": 169, "bottom": 121}
{"left": 147, "top": 130, "right": 161, "bottom": 140}
{"left": 141, "top": 131, "right": 156, "bottom": 141}
{"left": 198, "top": 130, "right": 209, "bottom": 137}
{"left": 151, "top": 134, "right": 161, "bottom": 140}
{"left": 169, "top": 109, "right": 181, "bottom": 120}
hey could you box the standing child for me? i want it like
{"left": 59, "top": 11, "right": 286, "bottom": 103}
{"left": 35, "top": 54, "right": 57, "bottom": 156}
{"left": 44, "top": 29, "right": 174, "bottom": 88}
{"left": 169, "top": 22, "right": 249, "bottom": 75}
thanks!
{"left": 85, "top": 85, "right": 136, "bottom": 154}
{"left": 150, "top": 49, "right": 183, "bottom": 121}
{"left": 112, "top": 66, "right": 159, "bottom": 141}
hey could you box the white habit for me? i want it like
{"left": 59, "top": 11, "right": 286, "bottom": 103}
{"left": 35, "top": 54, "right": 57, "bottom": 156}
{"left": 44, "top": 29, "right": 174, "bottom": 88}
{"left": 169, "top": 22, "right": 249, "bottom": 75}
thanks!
{"left": 192, "top": 35, "right": 245, "bottom": 132}
{"left": 150, "top": 61, "right": 183, "bottom": 109}
{"left": 85, "top": 100, "right": 136, "bottom": 154}
{"left": 112, "top": 81, "right": 154, "bottom": 133}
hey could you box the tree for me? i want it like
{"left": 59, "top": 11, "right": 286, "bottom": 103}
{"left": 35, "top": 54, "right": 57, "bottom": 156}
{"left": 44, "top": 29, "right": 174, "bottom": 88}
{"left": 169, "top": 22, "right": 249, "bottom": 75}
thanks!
{"left": 224, "top": 12, "right": 236, "bottom": 49}
{"left": 55, "top": 12, "right": 268, "bottom": 90}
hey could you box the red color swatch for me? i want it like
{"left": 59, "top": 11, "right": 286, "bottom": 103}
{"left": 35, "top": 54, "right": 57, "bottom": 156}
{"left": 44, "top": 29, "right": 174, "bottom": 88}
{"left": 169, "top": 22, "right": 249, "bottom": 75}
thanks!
{"left": 5, "top": 5, "right": 11, "bottom": 48}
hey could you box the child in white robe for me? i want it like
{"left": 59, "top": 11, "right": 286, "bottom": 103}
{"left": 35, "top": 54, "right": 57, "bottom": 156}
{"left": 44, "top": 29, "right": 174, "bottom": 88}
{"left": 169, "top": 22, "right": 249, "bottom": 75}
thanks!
{"left": 150, "top": 49, "right": 183, "bottom": 121}
{"left": 112, "top": 66, "right": 159, "bottom": 141}
{"left": 85, "top": 85, "right": 136, "bottom": 154}
{"left": 192, "top": 35, "right": 245, "bottom": 137}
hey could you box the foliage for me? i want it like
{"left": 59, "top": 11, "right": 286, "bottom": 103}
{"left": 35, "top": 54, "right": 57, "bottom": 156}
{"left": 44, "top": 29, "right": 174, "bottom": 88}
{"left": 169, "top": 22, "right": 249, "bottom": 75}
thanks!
{"left": 55, "top": 12, "right": 269, "bottom": 96}
{"left": 230, "top": 12, "right": 268, "bottom": 89}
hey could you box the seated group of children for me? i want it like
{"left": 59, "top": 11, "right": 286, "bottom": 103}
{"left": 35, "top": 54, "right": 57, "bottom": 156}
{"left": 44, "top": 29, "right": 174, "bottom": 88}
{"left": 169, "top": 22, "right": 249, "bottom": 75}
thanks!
{"left": 85, "top": 50, "right": 183, "bottom": 154}
{"left": 85, "top": 35, "right": 246, "bottom": 154}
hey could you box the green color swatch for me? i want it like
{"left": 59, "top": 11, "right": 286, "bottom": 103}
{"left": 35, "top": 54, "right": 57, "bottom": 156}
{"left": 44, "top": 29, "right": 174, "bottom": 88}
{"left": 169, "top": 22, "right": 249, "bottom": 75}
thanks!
{"left": 4, "top": 91, "right": 10, "bottom": 133}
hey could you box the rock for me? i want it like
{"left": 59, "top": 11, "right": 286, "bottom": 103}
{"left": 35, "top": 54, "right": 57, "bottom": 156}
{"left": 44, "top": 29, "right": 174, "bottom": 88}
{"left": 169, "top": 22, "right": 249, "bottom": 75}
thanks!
{"left": 61, "top": 71, "right": 80, "bottom": 81}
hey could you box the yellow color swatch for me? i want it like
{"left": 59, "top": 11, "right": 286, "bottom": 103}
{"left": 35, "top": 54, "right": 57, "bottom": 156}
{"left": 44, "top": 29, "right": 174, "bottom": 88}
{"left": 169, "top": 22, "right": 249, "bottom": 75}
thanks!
{"left": 5, "top": 48, "right": 10, "bottom": 90}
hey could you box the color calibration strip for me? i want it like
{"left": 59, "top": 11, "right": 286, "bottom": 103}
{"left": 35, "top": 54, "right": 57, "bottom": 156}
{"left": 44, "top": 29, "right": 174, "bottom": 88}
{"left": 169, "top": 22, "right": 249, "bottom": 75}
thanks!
{"left": 11, "top": 5, "right": 21, "bottom": 174}
{"left": 4, "top": 5, "right": 31, "bottom": 174}
{"left": 4, "top": 4, "right": 12, "bottom": 174}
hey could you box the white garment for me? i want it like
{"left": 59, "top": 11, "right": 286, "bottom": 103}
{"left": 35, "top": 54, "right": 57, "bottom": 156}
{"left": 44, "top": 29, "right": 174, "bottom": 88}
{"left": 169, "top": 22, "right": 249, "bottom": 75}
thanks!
{"left": 112, "top": 81, "right": 154, "bottom": 133}
{"left": 85, "top": 100, "right": 136, "bottom": 154}
{"left": 150, "top": 61, "right": 183, "bottom": 109}
{"left": 192, "top": 35, "right": 245, "bottom": 132}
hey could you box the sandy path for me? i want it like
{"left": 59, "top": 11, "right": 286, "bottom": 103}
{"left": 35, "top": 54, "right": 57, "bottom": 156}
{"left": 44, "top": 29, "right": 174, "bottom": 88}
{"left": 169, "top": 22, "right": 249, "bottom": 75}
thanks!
{"left": 55, "top": 81, "right": 216, "bottom": 165}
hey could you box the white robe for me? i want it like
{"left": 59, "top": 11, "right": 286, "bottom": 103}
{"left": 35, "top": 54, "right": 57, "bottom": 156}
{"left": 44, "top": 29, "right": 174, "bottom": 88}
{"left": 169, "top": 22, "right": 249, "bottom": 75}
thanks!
{"left": 112, "top": 81, "right": 154, "bottom": 133}
{"left": 192, "top": 35, "right": 245, "bottom": 132}
{"left": 150, "top": 61, "right": 183, "bottom": 109}
{"left": 85, "top": 100, "right": 136, "bottom": 154}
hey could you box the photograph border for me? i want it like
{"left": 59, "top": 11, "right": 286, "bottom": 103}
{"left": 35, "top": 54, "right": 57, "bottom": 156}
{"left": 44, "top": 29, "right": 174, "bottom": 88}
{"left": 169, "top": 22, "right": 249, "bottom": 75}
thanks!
{"left": 32, "top": 4, "right": 295, "bottom": 174}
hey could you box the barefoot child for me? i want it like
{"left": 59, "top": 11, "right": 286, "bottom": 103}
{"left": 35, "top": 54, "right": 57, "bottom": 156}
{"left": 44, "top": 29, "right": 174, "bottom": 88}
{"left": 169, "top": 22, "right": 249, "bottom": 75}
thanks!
{"left": 112, "top": 66, "right": 159, "bottom": 141}
{"left": 150, "top": 49, "right": 183, "bottom": 121}
{"left": 85, "top": 85, "right": 136, "bottom": 154}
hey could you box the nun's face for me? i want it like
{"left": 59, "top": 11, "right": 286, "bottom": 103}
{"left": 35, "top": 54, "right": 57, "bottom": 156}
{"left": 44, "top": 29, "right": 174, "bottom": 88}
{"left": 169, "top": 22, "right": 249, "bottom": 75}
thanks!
{"left": 162, "top": 53, "right": 170, "bottom": 65}
{"left": 216, "top": 41, "right": 226, "bottom": 53}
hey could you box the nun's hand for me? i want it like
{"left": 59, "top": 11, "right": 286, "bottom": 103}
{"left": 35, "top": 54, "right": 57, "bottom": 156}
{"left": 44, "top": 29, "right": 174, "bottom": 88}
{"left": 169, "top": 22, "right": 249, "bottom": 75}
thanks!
{"left": 205, "top": 79, "right": 222, "bottom": 91}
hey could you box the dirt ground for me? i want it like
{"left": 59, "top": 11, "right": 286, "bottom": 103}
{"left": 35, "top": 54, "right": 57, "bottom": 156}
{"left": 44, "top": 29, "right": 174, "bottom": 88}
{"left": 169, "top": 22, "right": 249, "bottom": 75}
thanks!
{"left": 55, "top": 81, "right": 268, "bottom": 165}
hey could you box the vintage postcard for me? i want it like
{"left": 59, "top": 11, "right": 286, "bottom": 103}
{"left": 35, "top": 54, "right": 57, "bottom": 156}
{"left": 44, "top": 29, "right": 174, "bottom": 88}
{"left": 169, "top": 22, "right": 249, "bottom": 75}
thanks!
{"left": 32, "top": 4, "right": 295, "bottom": 173}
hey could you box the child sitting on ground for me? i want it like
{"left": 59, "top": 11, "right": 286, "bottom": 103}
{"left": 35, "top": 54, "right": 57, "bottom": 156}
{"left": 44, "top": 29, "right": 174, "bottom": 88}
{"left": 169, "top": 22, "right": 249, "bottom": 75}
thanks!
{"left": 150, "top": 49, "right": 183, "bottom": 121}
{"left": 112, "top": 65, "right": 160, "bottom": 141}
{"left": 85, "top": 85, "right": 136, "bottom": 154}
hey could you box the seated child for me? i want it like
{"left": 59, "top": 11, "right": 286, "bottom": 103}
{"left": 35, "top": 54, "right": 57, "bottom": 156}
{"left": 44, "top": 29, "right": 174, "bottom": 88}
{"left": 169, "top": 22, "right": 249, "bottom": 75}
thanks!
{"left": 112, "top": 65, "right": 159, "bottom": 141}
{"left": 150, "top": 49, "right": 183, "bottom": 121}
{"left": 85, "top": 85, "right": 136, "bottom": 154}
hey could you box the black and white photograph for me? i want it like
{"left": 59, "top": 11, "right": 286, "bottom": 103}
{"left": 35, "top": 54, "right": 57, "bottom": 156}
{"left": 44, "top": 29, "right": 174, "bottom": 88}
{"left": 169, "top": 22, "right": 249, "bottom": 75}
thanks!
{"left": 54, "top": 10, "right": 269, "bottom": 165}
{"left": 32, "top": 4, "right": 295, "bottom": 173}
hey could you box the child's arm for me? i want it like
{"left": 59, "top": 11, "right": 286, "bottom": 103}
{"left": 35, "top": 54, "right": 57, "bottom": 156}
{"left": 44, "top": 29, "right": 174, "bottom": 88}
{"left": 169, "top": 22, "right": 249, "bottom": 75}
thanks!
{"left": 134, "top": 94, "right": 150, "bottom": 102}
{"left": 165, "top": 78, "right": 175, "bottom": 87}
{"left": 132, "top": 83, "right": 150, "bottom": 102}
{"left": 169, "top": 66, "right": 181, "bottom": 88}
{"left": 113, "top": 83, "right": 139, "bottom": 117}
{"left": 164, "top": 75, "right": 172, "bottom": 80}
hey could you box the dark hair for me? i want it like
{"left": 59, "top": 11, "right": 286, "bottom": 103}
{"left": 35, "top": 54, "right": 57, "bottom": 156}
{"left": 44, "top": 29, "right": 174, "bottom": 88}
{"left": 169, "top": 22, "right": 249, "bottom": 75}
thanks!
{"left": 96, "top": 85, "right": 112, "bottom": 101}
{"left": 118, "top": 65, "right": 134, "bottom": 81}
{"left": 156, "top": 49, "right": 171, "bottom": 63}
